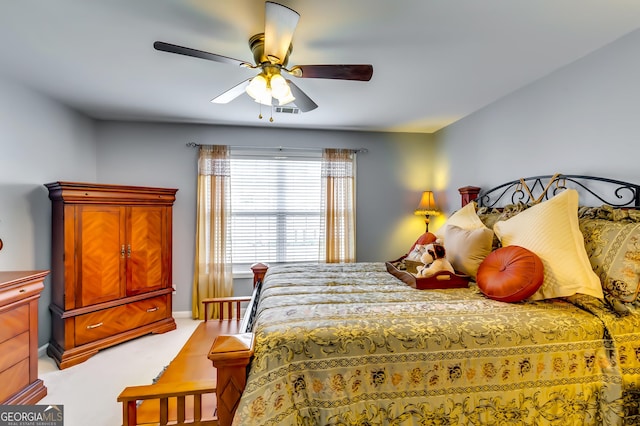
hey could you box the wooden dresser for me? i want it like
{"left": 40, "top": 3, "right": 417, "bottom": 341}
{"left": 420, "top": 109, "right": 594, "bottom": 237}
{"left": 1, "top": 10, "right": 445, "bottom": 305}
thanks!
{"left": 0, "top": 270, "right": 48, "bottom": 404}
{"left": 45, "top": 182, "right": 178, "bottom": 369}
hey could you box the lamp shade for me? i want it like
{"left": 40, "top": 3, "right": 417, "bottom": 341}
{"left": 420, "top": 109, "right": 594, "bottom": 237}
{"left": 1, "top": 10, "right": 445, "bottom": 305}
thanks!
{"left": 276, "top": 90, "right": 295, "bottom": 106}
{"left": 270, "top": 74, "right": 288, "bottom": 97}
{"left": 414, "top": 191, "right": 439, "bottom": 216}
{"left": 246, "top": 74, "right": 269, "bottom": 100}
{"left": 270, "top": 74, "right": 295, "bottom": 105}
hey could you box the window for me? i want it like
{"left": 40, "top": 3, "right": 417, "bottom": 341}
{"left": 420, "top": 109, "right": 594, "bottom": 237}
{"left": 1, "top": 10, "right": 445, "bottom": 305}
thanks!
{"left": 229, "top": 152, "right": 324, "bottom": 266}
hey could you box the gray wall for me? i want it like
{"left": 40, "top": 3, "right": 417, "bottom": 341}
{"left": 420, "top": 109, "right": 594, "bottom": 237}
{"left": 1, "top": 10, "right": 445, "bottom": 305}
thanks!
{"left": 436, "top": 29, "right": 640, "bottom": 212}
{"left": 0, "top": 76, "right": 97, "bottom": 346}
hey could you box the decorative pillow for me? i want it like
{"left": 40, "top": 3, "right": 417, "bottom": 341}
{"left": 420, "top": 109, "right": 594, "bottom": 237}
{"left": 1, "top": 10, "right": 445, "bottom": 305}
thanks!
{"left": 476, "top": 246, "right": 544, "bottom": 302}
{"left": 477, "top": 203, "right": 532, "bottom": 225}
{"left": 443, "top": 224, "right": 494, "bottom": 279}
{"left": 476, "top": 203, "right": 532, "bottom": 251}
{"left": 579, "top": 204, "right": 640, "bottom": 222}
{"left": 493, "top": 189, "right": 603, "bottom": 300}
{"left": 476, "top": 207, "right": 503, "bottom": 230}
{"left": 579, "top": 218, "right": 640, "bottom": 303}
{"left": 435, "top": 202, "right": 485, "bottom": 240}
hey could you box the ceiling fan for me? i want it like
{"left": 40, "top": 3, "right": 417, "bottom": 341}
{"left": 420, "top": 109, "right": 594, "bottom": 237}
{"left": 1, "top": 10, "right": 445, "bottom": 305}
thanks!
{"left": 153, "top": 1, "right": 373, "bottom": 114}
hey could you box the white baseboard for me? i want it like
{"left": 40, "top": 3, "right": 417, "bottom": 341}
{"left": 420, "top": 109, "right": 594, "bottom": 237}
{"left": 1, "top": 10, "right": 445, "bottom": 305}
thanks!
{"left": 38, "top": 344, "right": 49, "bottom": 358}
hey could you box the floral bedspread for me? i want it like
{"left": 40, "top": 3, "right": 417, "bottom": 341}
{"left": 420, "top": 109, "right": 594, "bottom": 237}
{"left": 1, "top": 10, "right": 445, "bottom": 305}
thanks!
{"left": 232, "top": 263, "right": 630, "bottom": 426}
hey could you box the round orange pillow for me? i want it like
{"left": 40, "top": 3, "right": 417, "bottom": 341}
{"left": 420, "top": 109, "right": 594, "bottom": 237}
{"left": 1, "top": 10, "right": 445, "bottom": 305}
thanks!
{"left": 476, "top": 246, "right": 544, "bottom": 302}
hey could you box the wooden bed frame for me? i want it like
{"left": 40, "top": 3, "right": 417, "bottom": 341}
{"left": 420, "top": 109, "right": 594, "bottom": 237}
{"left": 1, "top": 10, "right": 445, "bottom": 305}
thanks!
{"left": 122, "top": 174, "right": 640, "bottom": 426}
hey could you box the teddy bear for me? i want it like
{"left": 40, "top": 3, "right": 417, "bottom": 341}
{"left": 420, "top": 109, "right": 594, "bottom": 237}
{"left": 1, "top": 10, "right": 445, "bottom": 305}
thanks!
{"left": 415, "top": 243, "right": 455, "bottom": 278}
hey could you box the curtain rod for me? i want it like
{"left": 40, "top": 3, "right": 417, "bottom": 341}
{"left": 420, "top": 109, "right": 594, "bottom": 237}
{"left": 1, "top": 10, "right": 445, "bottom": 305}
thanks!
{"left": 185, "top": 142, "right": 368, "bottom": 154}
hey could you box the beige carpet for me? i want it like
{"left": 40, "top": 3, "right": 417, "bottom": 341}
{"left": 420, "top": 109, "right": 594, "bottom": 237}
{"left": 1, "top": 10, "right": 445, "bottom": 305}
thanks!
{"left": 37, "top": 317, "right": 201, "bottom": 426}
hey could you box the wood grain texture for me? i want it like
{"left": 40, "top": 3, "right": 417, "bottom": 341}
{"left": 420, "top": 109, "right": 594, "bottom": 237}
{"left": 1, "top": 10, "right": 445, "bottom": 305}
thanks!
{"left": 0, "top": 270, "right": 48, "bottom": 404}
{"left": 45, "top": 182, "right": 177, "bottom": 369}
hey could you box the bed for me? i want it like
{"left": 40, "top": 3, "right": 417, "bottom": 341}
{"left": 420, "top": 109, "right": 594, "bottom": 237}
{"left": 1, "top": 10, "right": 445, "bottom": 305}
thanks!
{"left": 209, "top": 174, "right": 640, "bottom": 426}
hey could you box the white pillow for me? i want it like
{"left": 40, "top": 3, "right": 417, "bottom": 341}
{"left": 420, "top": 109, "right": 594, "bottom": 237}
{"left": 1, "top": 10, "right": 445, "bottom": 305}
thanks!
{"left": 443, "top": 224, "right": 494, "bottom": 279}
{"left": 435, "top": 201, "right": 485, "bottom": 239}
{"left": 493, "top": 189, "right": 603, "bottom": 300}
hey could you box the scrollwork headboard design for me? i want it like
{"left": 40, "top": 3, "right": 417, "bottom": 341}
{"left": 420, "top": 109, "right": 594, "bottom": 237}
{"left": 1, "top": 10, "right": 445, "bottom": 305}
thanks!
{"left": 473, "top": 174, "right": 640, "bottom": 209}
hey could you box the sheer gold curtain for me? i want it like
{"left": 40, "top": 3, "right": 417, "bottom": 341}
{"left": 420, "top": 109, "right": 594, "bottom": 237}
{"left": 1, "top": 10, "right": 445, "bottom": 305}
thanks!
{"left": 192, "top": 145, "right": 233, "bottom": 319}
{"left": 321, "top": 148, "right": 356, "bottom": 263}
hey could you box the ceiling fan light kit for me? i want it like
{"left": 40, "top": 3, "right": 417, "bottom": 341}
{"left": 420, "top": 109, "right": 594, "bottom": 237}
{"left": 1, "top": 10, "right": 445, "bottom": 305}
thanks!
{"left": 154, "top": 1, "right": 373, "bottom": 117}
{"left": 245, "top": 66, "right": 296, "bottom": 106}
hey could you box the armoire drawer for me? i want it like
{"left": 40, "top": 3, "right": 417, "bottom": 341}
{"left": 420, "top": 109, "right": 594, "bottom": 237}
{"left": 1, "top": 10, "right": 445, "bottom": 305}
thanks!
{"left": 75, "top": 295, "right": 168, "bottom": 346}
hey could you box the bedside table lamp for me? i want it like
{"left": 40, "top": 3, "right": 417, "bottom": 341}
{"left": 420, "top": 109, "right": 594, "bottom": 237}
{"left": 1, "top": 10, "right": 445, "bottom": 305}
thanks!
{"left": 414, "top": 190, "right": 440, "bottom": 232}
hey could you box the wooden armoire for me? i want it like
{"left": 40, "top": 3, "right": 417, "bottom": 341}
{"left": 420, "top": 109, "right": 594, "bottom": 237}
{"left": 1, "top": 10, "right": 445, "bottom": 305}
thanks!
{"left": 45, "top": 182, "right": 178, "bottom": 369}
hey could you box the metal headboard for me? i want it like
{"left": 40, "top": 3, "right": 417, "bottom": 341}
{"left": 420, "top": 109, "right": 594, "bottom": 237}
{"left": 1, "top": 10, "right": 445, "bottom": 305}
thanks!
{"left": 476, "top": 174, "right": 640, "bottom": 209}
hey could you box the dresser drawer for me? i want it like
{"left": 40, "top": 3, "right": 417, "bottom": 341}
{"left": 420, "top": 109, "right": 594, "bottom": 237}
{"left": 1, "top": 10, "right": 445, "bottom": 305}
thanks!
{"left": 0, "top": 304, "right": 29, "bottom": 344}
{"left": 0, "top": 358, "right": 29, "bottom": 403}
{"left": 75, "top": 295, "right": 168, "bottom": 346}
{"left": 0, "top": 332, "right": 29, "bottom": 373}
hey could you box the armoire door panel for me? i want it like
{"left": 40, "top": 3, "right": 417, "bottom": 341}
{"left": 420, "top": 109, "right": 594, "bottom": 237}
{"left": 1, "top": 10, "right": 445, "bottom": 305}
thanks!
{"left": 127, "top": 206, "right": 166, "bottom": 295}
{"left": 77, "top": 206, "right": 126, "bottom": 306}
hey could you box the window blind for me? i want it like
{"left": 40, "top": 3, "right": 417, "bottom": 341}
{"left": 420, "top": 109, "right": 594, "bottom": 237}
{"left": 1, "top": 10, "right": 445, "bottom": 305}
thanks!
{"left": 229, "top": 153, "right": 323, "bottom": 265}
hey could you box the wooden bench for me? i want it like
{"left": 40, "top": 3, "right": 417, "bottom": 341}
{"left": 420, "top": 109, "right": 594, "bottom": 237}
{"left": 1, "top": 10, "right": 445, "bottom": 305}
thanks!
{"left": 118, "top": 296, "right": 251, "bottom": 426}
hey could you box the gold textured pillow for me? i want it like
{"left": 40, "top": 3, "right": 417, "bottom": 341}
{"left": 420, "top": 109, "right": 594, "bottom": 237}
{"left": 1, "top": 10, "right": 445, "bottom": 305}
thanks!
{"left": 493, "top": 189, "right": 603, "bottom": 300}
{"left": 579, "top": 218, "right": 640, "bottom": 303}
{"left": 443, "top": 224, "right": 494, "bottom": 279}
{"left": 435, "top": 201, "right": 485, "bottom": 239}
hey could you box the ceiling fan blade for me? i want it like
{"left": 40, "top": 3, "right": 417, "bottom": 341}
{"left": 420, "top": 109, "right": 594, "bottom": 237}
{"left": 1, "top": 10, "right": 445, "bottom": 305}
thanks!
{"left": 289, "top": 64, "right": 373, "bottom": 81}
{"left": 154, "top": 41, "right": 250, "bottom": 68}
{"left": 286, "top": 80, "right": 318, "bottom": 112}
{"left": 264, "top": 2, "right": 300, "bottom": 64}
{"left": 211, "top": 79, "right": 252, "bottom": 104}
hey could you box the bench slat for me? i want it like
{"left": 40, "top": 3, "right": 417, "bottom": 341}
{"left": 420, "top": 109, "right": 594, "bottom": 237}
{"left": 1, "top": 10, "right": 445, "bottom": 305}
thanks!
{"left": 160, "top": 397, "right": 169, "bottom": 425}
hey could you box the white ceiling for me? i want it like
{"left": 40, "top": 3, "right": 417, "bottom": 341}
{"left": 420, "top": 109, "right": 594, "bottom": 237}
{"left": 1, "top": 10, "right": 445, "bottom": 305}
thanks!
{"left": 1, "top": 0, "right": 639, "bottom": 134}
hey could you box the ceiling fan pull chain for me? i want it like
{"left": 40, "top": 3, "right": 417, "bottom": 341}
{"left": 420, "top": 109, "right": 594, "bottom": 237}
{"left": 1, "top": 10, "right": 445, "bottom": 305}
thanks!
{"left": 270, "top": 105, "right": 274, "bottom": 123}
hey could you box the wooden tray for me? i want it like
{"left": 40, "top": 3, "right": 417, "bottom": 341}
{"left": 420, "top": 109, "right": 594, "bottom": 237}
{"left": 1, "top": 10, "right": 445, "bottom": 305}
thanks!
{"left": 385, "top": 262, "right": 470, "bottom": 290}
